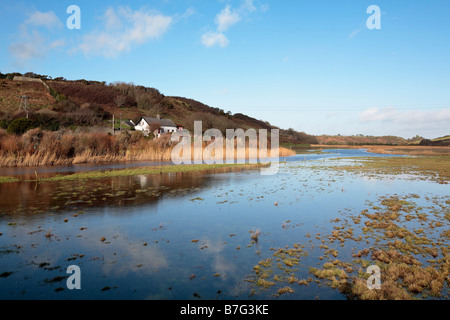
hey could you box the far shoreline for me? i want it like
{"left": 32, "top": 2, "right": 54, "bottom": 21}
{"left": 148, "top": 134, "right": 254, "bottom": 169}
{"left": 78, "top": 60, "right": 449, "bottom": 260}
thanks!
{"left": 311, "top": 144, "right": 450, "bottom": 156}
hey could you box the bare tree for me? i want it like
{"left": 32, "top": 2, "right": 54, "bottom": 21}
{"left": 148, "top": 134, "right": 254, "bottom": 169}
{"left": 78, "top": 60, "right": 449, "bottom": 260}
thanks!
{"left": 114, "top": 95, "right": 127, "bottom": 108}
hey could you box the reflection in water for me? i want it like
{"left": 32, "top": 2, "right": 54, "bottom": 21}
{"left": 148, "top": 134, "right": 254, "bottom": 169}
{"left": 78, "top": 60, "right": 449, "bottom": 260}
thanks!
{"left": 0, "top": 166, "right": 255, "bottom": 217}
{"left": 0, "top": 150, "right": 447, "bottom": 300}
{"left": 0, "top": 160, "right": 174, "bottom": 179}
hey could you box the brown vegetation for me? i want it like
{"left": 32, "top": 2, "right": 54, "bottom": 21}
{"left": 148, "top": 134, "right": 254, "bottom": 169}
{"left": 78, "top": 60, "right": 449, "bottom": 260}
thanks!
{"left": 316, "top": 135, "right": 421, "bottom": 146}
{"left": 314, "top": 144, "right": 450, "bottom": 156}
{"left": 0, "top": 74, "right": 315, "bottom": 165}
{"left": 0, "top": 128, "right": 295, "bottom": 167}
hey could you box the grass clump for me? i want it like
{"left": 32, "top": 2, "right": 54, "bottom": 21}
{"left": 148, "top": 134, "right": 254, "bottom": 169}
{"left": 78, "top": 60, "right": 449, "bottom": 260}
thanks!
{"left": 0, "top": 176, "right": 19, "bottom": 184}
{"left": 37, "top": 163, "right": 261, "bottom": 182}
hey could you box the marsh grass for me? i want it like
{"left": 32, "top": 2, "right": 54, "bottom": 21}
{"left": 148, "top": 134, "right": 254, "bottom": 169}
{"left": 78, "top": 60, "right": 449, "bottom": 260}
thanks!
{"left": 0, "top": 176, "right": 19, "bottom": 183}
{"left": 325, "top": 156, "right": 450, "bottom": 184}
{"left": 313, "top": 194, "right": 450, "bottom": 300}
{"left": 366, "top": 146, "right": 450, "bottom": 156}
{"left": 313, "top": 145, "right": 450, "bottom": 156}
{"left": 35, "top": 163, "right": 265, "bottom": 183}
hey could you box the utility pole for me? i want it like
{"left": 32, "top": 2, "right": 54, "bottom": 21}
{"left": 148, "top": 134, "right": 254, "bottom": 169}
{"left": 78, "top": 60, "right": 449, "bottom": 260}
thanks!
{"left": 17, "top": 95, "right": 30, "bottom": 119}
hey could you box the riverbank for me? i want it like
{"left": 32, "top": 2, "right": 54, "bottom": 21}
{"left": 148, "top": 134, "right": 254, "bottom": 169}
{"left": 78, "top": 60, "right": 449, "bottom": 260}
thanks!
{"left": 0, "top": 163, "right": 267, "bottom": 183}
{"left": 312, "top": 145, "right": 450, "bottom": 156}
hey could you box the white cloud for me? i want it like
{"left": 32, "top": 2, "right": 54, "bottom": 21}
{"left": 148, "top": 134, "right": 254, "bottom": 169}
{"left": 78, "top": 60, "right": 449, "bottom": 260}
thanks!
{"left": 216, "top": 6, "right": 241, "bottom": 32}
{"left": 201, "top": 32, "right": 229, "bottom": 48}
{"left": 180, "top": 7, "right": 196, "bottom": 20}
{"left": 358, "top": 106, "right": 397, "bottom": 122}
{"left": 201, "top": 0, "right": 263, "bottom": 48}
{"left": 9, "top": 32, "right": 45, "bottom": 62}
{"left": 104, "top": 7, "right": 123, "bottom": 31}
{"left": 8, "top": 10, "right": 64, "bottom": 67}
{"left": 242, "top": 0, "right": 257, "bottom": 12}
{"left": 78, "top": 7, "right": 173, "bottom": 58}
{"left": 24, "top": 10, "right": 63, "bottom": 30}
{"left": 358, "top": 107, "right": 450, "bottom": 136}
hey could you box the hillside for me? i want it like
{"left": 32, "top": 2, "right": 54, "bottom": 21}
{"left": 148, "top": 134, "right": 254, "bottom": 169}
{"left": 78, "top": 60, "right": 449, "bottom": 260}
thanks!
{"left": 316, "top": 134, "right": 424, "bottom": 146}
{"left": 0, "top": 72, "right": 316, "bottom": 144}
{"left": 419, "top": 135, "right": 450, "bottom": 146}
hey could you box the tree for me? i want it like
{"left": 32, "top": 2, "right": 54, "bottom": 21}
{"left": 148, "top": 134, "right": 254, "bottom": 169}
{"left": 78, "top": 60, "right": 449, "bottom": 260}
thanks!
{"left": 114, "top": 95, "right": 127, "bottom": 108}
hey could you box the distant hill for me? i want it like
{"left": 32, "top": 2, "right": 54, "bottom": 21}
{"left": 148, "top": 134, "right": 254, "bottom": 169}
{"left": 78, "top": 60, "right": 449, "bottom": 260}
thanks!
{"left": 419, "top": 135, "right": 450, "bottom": 146}
{"left": 0, "top": 72, "right": 317, "bottom": 144}
{"left": 315, "top": 134, "right": 422, "bottom": 146}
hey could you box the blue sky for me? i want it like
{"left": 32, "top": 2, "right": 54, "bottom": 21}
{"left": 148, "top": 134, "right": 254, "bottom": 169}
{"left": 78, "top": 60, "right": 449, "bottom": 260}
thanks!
{"left": 1, "top": 0, "right": 449, "bottom": 138}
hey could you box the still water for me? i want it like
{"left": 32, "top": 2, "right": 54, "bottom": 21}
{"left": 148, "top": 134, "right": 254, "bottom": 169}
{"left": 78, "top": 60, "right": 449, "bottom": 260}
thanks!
{"left": 0, "top": 150, "right": 447, "bottom": 299}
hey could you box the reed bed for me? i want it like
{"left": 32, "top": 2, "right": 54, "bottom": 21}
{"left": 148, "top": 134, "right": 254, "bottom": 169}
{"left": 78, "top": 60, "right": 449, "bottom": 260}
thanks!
{"left": 0, "top": 128, "right": 295, "bottom": 167}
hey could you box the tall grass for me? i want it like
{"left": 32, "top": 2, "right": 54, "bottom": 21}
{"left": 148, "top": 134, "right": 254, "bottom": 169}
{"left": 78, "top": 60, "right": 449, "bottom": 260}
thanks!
{"left": 0, "top": 129, "right": 295, "bottom": 167}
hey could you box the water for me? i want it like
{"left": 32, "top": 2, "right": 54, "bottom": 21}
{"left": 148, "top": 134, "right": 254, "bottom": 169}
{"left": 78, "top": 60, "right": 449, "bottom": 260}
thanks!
{"left": 0, "top": 149, "right": 447, "bottom": 300}
{"left": 0, "top": 148, "right": 401, "bottom": 179}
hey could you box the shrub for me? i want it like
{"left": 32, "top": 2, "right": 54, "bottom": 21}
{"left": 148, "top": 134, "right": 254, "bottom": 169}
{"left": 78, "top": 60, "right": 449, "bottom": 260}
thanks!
{"left": 0, "top": 119, "right": 9, "bottom": 129}
{"left": 129, "top": 130, "right": 145, "bottom": 144}
{"left": 61, "top": 104, "right": 110, "bottom": 126}
{"left": 7, "top": 118, "right": 39, "bottom": 135}
{"left": 20, "top": 128, "right": 42, "bottom": 153}
{"left": 184, "top": 112, "right": 238, "bottom": 134}
{"left": 56, "top": 94, "right": 67, "bottom": 102}
{"left": 34, "top": 110, "right": 60, "bottom": 131}
{"left": 10, "top": 110, "right": 28, "bottom": 120}
{"left": 51, "top": 81, "right": 136, "bottom": 107}
{"left": 48, "top": 86, "right": 59, "bottom": 99}
{"left": 0, "top": 134, "right": 21, "bottom": 154}
{"left": 54, "top": 99, "right": 79, "bottom": 113}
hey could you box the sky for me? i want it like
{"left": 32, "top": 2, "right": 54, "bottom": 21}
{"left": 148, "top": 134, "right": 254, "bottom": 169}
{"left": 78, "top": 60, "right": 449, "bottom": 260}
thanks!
{"left": 0, "top": 0, "right": 449, "bottom": 139}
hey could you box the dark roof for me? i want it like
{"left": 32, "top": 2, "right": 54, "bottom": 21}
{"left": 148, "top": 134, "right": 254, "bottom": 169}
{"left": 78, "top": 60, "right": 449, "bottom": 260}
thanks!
{"left": 124, "top": 120, "right": 135, "bottom": 128}
{"left": 142, "top": 117, "right": 176, "bottom": 127}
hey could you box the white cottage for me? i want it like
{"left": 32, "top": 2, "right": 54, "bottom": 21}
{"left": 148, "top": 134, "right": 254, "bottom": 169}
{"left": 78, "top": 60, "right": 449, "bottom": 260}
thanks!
{"left": 134, "top": 116, "right": 182, "bottom": 138}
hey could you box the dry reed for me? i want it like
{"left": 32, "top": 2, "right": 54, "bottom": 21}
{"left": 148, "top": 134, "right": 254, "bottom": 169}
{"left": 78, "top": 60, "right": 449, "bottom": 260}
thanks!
{"left": 0, "top": 130, "right": 295, "bottom": 167}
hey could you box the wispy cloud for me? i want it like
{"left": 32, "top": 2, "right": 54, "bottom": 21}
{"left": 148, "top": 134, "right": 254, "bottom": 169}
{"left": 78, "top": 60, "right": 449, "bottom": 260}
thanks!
{"left": 216, "top": 5, "right": 242, "bottom": 32}
{"left": 23, "top": 10, "right": 63, "bottom": 30}
{"left": 348, "top": 21, "right": 366, "bottom": 39}
{"left": 201, "top": 32, "right": 229, "bottom": 48}
{"left": 201, "top": 0, "right": 262, "bottom": 48}
{"left": 177, "top": 7, "right": 196, "bottom": 21}
{"left": 358, "top": 107, "right": 450, "bottom": 136}
{"left": 8, "top": 10, "right": 64, "bottom": 67}
{"left": 78, "top": 7, "right": 172, "bottom": 58}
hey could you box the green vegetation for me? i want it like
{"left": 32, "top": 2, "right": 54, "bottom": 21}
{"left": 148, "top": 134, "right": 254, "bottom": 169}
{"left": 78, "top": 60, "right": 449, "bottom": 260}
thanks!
{"left": 7, "top": 118, "right": 39, "bottom": 135}
{"left": 0, "top": 176, "right": 20, "bottom": 184}
{"left": 36, "top": 163, "right": 263, "bottom": 182}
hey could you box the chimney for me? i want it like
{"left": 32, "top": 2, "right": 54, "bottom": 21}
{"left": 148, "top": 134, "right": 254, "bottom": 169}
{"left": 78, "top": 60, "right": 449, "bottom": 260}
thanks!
{"left": 156, "top": 114, "right": 161, "bottom": 120}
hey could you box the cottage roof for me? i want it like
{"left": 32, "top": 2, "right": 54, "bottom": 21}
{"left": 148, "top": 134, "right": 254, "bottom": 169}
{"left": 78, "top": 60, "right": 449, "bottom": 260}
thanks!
{"left": 142, "top": 117, "right": 176, "bottom": 127}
